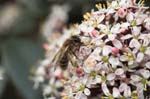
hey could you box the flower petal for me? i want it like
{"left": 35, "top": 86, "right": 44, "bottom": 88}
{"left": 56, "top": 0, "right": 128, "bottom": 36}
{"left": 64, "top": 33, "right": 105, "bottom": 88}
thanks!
{"left": 145, "top": 62, "right": 150, "bottom": 69}
{"left": 111, "top": 24, "right": 121, "bottom": 34}
{"left": 97, "top": 14, "right": 105, "bottom": 23}
{"left": 139, "top": 69, "right": 150, "bottom": 79}
{"left": 36, "top": 67, "right": 46, "bottom": 76}
{"left": 120, "top": 55, "right": 128, "bottom": 61}
{"left": 95, "top": 75, "right": 102, "bottom": 83}
{"left": 130, "top": 75, "right": 141, "bottom": 82}
{"left": 121, "top": 34, "right": 132, "bottom": 40}
{"left": 75, "top": 92, "right": 87, "bottom": 99}
{"left": 129, "top": 39, "right": 141, "bottom": 49}
{"left": 119, "top": 83, "right": 127, "bottom": 92}
{"left": 145, "top": 47, "right": 150, "bottom": 55}
{"left": 112, "top": 39, "right": 122, "bottom": 49}
{"left": 136, "top": 52, "right": 144, "bottom": 63}
{"left": 136, "top": 83, "right": 144, "bottom": 93}
{"left": 101, "top": 83, "right": 110, "bottom": 96}
{"left": 131, "top": 26, "right": 141, "bottom": 36}
{"left": 126, "top": 12, "right": 134, "bottom": 22}
{"left": 115, "top": 68, "right": 124, "bottom": 75}
{"left": 113, "top": 87, "right": 120, "bottom": 98}
{"left": 102, "top": 45, "right": 112, "bottom": 56}
{"left": 124, "top": 86, "right": 131, "bottom": 98}
{"left": 84, "top": 88, "right": 91, "bottom": 96}
{"left": 109, "top": 56, "right": 120, "bottom": 68}
{"left": 108, "top": 34, "right": 116, "bottom": 41}
{"left": 121, "top": 22, "right": 130, "bottom": 29}
{"left": 144, "top": 18, "right": 150, "bottom": 30}
{"left": 107, "top": 73, "right": 116, "bottom": 81}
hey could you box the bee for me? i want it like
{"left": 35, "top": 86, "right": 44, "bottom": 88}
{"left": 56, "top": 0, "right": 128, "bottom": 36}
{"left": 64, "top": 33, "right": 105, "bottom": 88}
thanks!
{"left": 51, "top": 35, "right": 84, "bottom": 70}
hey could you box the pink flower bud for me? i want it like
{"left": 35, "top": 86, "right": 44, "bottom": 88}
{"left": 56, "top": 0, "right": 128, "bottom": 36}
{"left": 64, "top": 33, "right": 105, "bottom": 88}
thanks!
{"left": 43, "top": 43, "right": 50, "bottom": 50}
{"left": 111, "top": 47, "right": 119, "bottom": 55}
{"left": 117, "top": 8, "right": 126, "bottom": 18}
{"left": 56, "top": 73, "right": 63, "bottom": 79}
{"left": 76, "top": 67, "right": 83, "bottom": 75}
{"left": 120, "top": 28, "right": 126, "bottom": 35}
{"left": 80, "top": 31, "right": 84, "bottom": 35}
{"left": 91, "top": 29, "right": 98, "bottom": 37}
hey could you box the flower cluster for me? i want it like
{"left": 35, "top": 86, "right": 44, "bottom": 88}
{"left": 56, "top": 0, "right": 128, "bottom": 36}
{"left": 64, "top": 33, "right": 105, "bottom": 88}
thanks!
{"left": 33, "top": 0, "right": 150, "bottom": 99}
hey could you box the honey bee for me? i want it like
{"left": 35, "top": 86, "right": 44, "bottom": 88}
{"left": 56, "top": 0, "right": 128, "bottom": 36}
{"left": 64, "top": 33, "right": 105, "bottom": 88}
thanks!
{"left": 51, "top": 35, "right": 84, "bottom": 70}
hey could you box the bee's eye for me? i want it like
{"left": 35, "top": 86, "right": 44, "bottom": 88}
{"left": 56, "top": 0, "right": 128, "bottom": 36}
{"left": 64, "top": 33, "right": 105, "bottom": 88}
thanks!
{"left": 72, "top": 36, "right": 81, "bottom": 43}
{"left": 74, "top": 38, "right": 80, "bottom": 43}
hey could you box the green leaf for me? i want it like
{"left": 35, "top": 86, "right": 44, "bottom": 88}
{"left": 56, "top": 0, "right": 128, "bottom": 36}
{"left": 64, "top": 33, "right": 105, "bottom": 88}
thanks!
{"left": 0, "top": 73, "right": 7, "bottom": 98}
{"left": 1, "top": 37, "right": 45, "bottom": 99}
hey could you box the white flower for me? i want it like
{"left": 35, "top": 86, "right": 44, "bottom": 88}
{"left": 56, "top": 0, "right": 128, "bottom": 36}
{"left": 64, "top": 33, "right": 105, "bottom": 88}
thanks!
{"left": 79, "top": 24, "right": 94, "bottom": 33}
{"left": 113, "top": 87, "right": 121, "bottom": 98}
{"left": 121, "top": 22, "right": 130, "bottom": 29}
{"left": 131, "top": 26, "right": 141, "bottom": 36}
{"left": 119, "top": 55, "right": 128, "bottom": 61}
{"left": 111, "top": 23, "right": 121, "bottom": 34}
{"left": 129, "top": 39, "right": 141, "bottom": 49}
{"left": 145, "top": 62, "right": 150, "bottom": 69}
{"left": 112, "top": 39, "right": 123, "bottom": 49}
{"left": 96, "top": 62, "right": 110, "bottom": 73}
{"left": 144, "top": 18, "right": 150, "bottom": 30}
{"left": 126, "top": 12, "right": 134, "bottom": 22}
{"left": 41, "top": 59, "right": 51, "bottom": 66}
{"left": 97, "top": 14, "right": 105, "bottom": 23}
{"left": 81, "top": 36, "right": 91, "bottom": 46}
{"left": 98, "top": 24, "right": 109, "bottom": 33}
{"left": 47, "top": 97, "right": 56, "bottom": 99}
{"left": 136, "top": 52, "right": 144, "bottom": 63}
{"left": 119, "top": 83, "right": 128, "bottom": 92}
{"left": 75, "top": 91, "right": 86, "bottom": 99}
{"left": 89, "top": 47, "right": 102, "bottom": 61}
{"left": 80, "top": 93, "right": 87, "bottom": 99}
{"left": 108, "top": 34, "right": 116, "bottom": 41}
{"left": 36, "top": 67, "right": 46, "bottom": 76}
{"left": 124, "top": 86, "right": 131, "bottom": 98}
{"left": 83, "top": 59, "right": 95, "bottom": 73}
{"left": 95, "top": 75, "right": 102, "bottom": 83}
{"left": 145, "top": 47, "right": 150, "bottom": 55}
{"left": 115, "top": 68, "right": 124, "bottom": 75}
{"left": 84, "top": 88, "right": 91, "bottom": 96}
{"left": 102, "top": 82, "right": 110, "bottom": 96}
{"left": 102, "top": 45, "right": 112, "bottom": 56}
{"left": 109, "top": 56, "right": 120, "bottom": 68}
{"left": 91, "top": 38, "right": 103, "bottom": 46}
{"left": 136, "top": 83, "right": 144, "bottom": 93}
{"left": 139, "top": 69, "right": 150, "bottom": 79}
{"left": 131, "top": 75, "right": 141, "bottom": 82}
{"left": 111, "top": 1, "right": 119, "bottom": 8}
{"left": 136, "top": 14, "right": 147, "bottom": 25}
{"left": 43, "top": 86, "right": 52, "bottom": 95}
{"left": 121, "top": 34, "right": 132, "bottom": 40}
{"left": 107, "top": 73, "right": 116, "bottom": 81}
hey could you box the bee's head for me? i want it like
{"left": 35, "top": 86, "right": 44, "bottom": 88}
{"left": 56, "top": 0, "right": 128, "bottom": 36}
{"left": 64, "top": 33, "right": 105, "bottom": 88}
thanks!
{"left": 70, "top": 35, "right": 84, "bottom": 46}
{"left": 71, "top": 35, "right": 81, "bottom": 43}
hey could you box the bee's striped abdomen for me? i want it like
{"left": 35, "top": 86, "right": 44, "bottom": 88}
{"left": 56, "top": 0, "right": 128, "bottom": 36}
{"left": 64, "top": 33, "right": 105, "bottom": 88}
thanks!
{"left": 59, "top": 53, "right": 69, "bottom": 70}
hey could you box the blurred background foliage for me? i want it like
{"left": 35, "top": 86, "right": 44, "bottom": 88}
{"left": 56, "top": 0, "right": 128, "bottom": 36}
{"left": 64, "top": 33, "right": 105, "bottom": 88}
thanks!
{"left": 0, "top": 0, "right": 149, "bottom": 99}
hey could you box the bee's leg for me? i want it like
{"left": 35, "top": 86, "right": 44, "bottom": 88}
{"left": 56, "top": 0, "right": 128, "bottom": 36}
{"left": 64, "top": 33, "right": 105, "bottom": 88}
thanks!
{"left": 70, "top": 50, "right": 79, "bottom": 59}
{"left": 67, "top": 52, "right": 78, "bottom": 67}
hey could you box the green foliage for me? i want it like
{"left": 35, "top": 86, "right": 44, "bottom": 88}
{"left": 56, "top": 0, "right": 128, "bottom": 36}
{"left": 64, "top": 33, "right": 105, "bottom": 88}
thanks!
{"left": 1, "top": 37, "right": 45, "bottom": 99}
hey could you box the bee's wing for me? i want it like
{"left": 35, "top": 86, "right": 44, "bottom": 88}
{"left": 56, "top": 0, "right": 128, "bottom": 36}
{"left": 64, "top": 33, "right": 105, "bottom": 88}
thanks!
{"left": 51, "top": 49, "right": 62, "bottom": 65}
{"left": 51, "top": 46, "right": 69, "bottom": 67}
{"left": 67, "top": 51, "right": 78, "bottom": 67}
